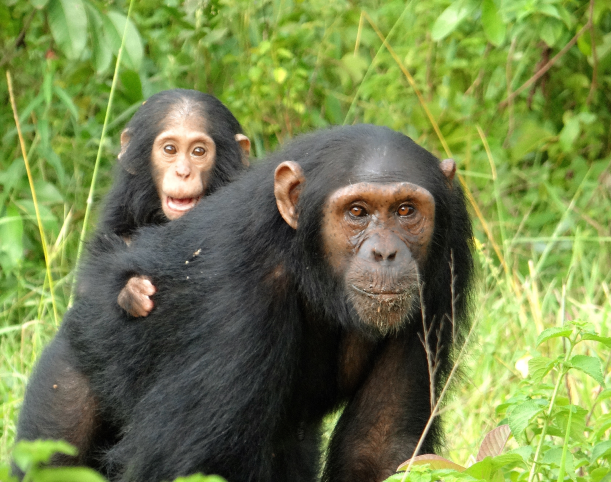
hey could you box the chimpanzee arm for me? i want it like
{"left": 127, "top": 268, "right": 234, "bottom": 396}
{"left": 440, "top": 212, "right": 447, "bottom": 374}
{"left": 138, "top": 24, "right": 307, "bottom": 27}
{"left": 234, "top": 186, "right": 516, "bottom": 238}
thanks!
{"left": 323, "top": 335, "right": 437, "bottom": 482}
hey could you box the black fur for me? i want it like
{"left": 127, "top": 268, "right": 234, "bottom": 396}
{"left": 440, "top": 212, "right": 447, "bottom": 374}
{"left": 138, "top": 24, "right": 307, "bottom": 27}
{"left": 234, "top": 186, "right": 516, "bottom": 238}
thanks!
{"left": 24, "top": 125, "right": 474, "bottom": 482}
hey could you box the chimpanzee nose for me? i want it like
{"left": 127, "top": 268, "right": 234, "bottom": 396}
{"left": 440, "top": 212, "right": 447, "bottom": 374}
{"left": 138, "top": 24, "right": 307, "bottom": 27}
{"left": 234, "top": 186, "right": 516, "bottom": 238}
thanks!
{"left": 373, "top": 246, "right": 397, "bottom": 262}
{"left": 361, "top": 233, "right": 404, "bottom": 264}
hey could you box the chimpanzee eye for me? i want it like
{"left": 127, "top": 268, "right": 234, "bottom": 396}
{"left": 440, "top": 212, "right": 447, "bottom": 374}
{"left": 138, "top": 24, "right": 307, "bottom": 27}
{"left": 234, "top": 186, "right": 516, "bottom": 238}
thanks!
{"left": 164, "top": 145, "right": 177, "bottom": 154}
{"left": 192, "top": 146, "right": 206, "bottom": 156}
{"left": 397, "top": 204, "right": 415, "bottom": 217}
{"left": 349, "top": 205, "right": 367, "bottom": 217}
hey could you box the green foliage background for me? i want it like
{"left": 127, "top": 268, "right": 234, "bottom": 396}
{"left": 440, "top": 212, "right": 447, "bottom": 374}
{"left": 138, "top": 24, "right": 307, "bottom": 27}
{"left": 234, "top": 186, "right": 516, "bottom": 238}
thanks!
{"left": 0, "top": 0, "right": 610, "bottom": 480}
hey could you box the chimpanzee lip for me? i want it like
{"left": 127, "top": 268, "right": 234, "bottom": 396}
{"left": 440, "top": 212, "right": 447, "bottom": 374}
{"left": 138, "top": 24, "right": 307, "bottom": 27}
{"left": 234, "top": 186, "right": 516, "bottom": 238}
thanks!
{"left": 350, "top": 284, "right": 408, "bottom": 299}
{"left": 166, "top": 196, "right": 201, "bottom": 212}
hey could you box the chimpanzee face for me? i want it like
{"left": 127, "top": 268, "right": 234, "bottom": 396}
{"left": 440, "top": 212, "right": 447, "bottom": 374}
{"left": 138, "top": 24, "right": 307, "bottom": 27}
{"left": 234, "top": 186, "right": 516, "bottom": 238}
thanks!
{"left": 150, "top": 113, "right": 216, "bottom": 220}
{"left": 320, "top": 181, "right": 435, "bottom": 333}
{"left": 274, "top": 152, "right": 453, "bottom": 335}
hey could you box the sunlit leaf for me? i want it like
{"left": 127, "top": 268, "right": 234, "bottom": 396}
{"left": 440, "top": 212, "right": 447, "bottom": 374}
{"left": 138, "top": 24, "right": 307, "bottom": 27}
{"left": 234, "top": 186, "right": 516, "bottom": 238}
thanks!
{"left": 86, "top": 3, "right": 112, "bottom": 73}
{"left": 536, "top": 326, "right": 572, "bottom": 347}
{"left": 559, "top": 115, "right": 580, "bottom": 153}
{"left": 431, "top": 0, "right": 478, "bottom": 41}
{"left": 48, "top": 0, "right": 88, "bottom": 60}
{"left": 481, "top": 0, "right": 505, "bottom": 46}
{"left": 273, "top": 67, "right": 288, "bottom": 84}
{"left": 570, "top": 355, "right": 605, "bottom": 385}
{"left": 104, "top": 11, "right": 144, "bottom": 71}
{"left": 581, "top": 333, "right": 611, "bottom": 347}
{"left": 528, "top": 356, "right": 555, "bottom": 382}
{"left": 12, "top": 440, "right": 76, "bottom": 472}
{"left": 508, "top": 401, "right": 542, "bottom": 438}
{"left": 0, "top": 205, "right": 24, "bottom": 272}
{"left": 397, "top": 454, "right": 465, "bottom": 472}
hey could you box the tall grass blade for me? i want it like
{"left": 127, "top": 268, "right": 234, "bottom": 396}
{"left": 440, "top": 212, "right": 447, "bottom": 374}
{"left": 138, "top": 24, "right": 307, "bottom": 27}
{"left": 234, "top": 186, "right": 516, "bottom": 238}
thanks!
{"left": 70, "top": 0, "right": 136, "bottom": 306}
{"left": 6, "top": 71, "right": 59, "bottom": 327}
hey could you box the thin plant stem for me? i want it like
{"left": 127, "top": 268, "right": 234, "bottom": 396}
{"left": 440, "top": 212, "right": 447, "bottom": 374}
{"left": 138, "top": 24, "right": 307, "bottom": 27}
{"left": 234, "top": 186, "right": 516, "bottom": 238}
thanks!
{"left": 70, "top": 0, "right": 136, "bottom": 306}
{"left": 401, "top": 296, "right": 482, "bottom": 480}
{"left": 6, "top": 70, "right": 59, "bottom": 327}
{"left": 527, "top": 336, "right": 575, "bottom": 482}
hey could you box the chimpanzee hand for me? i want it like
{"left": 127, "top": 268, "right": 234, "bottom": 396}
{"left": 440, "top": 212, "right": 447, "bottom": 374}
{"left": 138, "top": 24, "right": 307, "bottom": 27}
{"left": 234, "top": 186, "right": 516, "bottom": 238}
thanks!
{"left": 117, "top": 276, "right": 156, "bottom": 317}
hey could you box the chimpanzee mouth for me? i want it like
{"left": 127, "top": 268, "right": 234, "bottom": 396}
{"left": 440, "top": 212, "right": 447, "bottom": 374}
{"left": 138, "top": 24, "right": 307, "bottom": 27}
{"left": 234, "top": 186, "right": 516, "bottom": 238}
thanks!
{"left": 166, "top": 196, "right": 201, "bottom": 213}
{"left": 350, "top": 284, "right": 411, "bottom": 301}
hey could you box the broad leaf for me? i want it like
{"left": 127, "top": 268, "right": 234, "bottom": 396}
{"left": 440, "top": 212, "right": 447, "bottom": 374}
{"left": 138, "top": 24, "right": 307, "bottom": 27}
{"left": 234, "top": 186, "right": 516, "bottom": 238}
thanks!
{"left": 397, "top": 454, "right": 465, "bottom": 472}
{"left": 431, "top": 0, "right": 478, "bottom": 41}
{"left": 0, "top": 205, "right": 24, "bottom": 272}
{"left": 508, "top": 401, "right": 542, "bottom": 438}
{"left": 528, "top": 356, "right": 555, "bottom": 383}
{"left": 536, "top": 326, "right": 572, "bottom": 347}
{"left": 476, "top": 424, "right": 511, "bottom": 461}
{"left": 481, "top": 0, "right": 505, "bottom": 46}
{"left": 581, "top": 333, "right": 611, "bottom": 347}
{"left": 570, "top": 355, "right": 605, "bottom": 385}
{"left": 104, "top": 11, "right": 144, "bottom": 71}
{"left": 48, "top": 0, "right": 88, "bottom": 60}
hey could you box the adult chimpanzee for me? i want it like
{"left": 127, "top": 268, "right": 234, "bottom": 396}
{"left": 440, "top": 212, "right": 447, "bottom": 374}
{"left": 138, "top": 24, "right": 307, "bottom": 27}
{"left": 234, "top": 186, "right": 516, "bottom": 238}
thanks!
{"left": 25, "top": 124, "right": 473, "bottom": 482}
{"left": 14, "top": 89, "right": 250, "bottom": 474}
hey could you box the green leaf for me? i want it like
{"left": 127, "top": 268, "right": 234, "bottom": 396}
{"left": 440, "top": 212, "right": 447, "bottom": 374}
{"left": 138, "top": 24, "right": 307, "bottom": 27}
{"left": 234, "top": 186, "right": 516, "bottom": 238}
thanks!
{"left": 511, "top": 121, "right": 555, "bottom": 161}
{"left": 31, "top": 466, "right": 108, "bottom": 481}
{"left": 86, "top": 2, "right": 112, "bottom": 73}
{"left": 12, "top": 440, "right": 76, "bottom": 472}
{"left": 539, "top": 18, "right": 563, "bottom": 48}
{"left": 536, "top": 326, "right": 572, "bottom": 347}
{"left": 431, "top": 0, "right": 478, "bottom": 41}
{"left": 120, "top": 70, "right": 143, "bottom": 103}
{"left": 591, "top": 441, "right": 611, "bottom": 463}
{"left": 104, "top": 11, "right": 144, "bottom": 71}
{"left": 528, "top": 356, "right": 555, "bottom": 382}
{"left": 508, "top": 401, "right": 542, "bottom": 438}
{"left": 397, "top": 454, "right": 465, "bottom": 472}
{"left": 48, "top": 0, "right": 88, "bottom": 60}
{"left": 559, "top": 115, "right": 580, "bottom": 153}
{"left": 481, "top": 0, "right": 505, "bottom": 46}
{"left": 33, "top": 181, "right": 64, "bottom": 204}
{"left": 570, "top": 355, "right": 605, "bottom": 385}
{"left": 555, "top": 405, "right": 588, "bottom": 442}
{"left": 581, "top": 333, "right": 611, "bottom": 347}
{"left": 273, "top": 67, "right": 288, "bottom": 84}
{"left": 31, "top": 0, "right": 50, "bottom": 8}
{"left": 541, "top": 447, "right": 576, "bottom": 479}
{"left": 0, "top": 205, "right": 24, "bottom": 272}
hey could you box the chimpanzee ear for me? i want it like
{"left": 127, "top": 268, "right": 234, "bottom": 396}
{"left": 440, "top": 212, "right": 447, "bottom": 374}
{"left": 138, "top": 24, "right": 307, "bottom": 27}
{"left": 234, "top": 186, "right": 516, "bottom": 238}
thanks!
{"left": 235, "top": 133, "right": 251, "bottom": 167}
{"left": 274, "top": 161, "right": 305, "bottom": 230}
{"left": 440, "top": 158, "right": 456, "bottom": 184}
{"left": 118, "top": 129, "right": 137, "bottom": 174}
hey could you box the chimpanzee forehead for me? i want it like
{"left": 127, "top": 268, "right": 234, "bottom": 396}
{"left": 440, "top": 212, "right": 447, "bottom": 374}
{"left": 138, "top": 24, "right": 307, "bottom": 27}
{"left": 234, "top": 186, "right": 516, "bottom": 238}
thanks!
{"left": 348, "top": 144, "right": 435, "bottom": 185}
